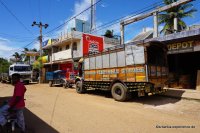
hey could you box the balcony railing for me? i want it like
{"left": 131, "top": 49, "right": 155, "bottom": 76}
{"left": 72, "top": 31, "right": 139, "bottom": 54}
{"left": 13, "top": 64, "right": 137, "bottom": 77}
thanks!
{"left": 73, "top": 50, "right": 82, "bottom": 58}
{"left": 53, "top": 31, "right": 82, "bottom": 45}
{"left": 52, "top": 49, "right": 72, "bottom": 61}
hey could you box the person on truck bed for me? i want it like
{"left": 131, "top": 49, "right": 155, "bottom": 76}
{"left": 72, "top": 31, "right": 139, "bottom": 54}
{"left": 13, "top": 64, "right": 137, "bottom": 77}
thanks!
{"left": 0, "top": 74, "right": 26, "bottom": 133}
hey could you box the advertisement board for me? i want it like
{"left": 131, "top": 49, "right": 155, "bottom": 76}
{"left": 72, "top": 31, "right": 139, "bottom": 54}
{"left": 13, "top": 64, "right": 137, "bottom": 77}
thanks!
{"left": 84, "top": 65, "right": 146, "bottom": 82}
{"left": 82, "top": 34, "right": 104, "bottom": 55}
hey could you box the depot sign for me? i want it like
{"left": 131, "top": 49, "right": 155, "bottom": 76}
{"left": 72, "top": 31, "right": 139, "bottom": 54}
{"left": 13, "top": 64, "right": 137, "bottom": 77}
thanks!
{"left": 167, "top": 41, "right": 194, "bottom": 54}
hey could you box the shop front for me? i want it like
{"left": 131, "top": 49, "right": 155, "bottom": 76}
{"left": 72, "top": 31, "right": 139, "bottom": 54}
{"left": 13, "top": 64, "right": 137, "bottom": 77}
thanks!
{"left": 167, "top": 39, "right": 200, "bottom": 89}
{"left": 59, "top": 61, "right": 79, "bottom": 80}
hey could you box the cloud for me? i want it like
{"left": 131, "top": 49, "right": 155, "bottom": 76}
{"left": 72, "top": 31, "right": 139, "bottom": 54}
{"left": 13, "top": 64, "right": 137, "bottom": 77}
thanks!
{"left": 0, "top": 37, "right": 10, "bottom": 42}
{"left": 100, "top": 3, "right": 107, "bottom": 8}
{"left": 74, "top": 0, "right": 91, "bottom": 21}
{"left": 56, "top": 0, "right": 92, "bottom": 36}
{"left": 145, "top": 27, "right": 153, "bottom": 32}
{"left": 32, "top": 42, "right": 40, "bottom": 51}
{"left": 158, "top": 25, "right": 164, "bottom": 31}
{"left": 0, "top": 37, "right": 19, "bottom": 59}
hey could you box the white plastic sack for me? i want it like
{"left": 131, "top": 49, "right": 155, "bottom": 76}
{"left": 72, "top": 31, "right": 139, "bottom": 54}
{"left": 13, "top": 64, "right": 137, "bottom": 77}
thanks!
{"left": 0, "top": 104, "right": 9, "bottom": 126}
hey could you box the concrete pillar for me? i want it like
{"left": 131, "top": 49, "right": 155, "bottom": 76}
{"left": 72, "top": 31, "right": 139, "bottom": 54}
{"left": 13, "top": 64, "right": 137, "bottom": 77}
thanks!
{"left": 120, "top": 24, "right": 124, "bottom": 45}
{"left": 153, "top": 12, "right": 158, "bottom": 38}
{"left": 174, "top": 17, "right": 178, "bottom": 33}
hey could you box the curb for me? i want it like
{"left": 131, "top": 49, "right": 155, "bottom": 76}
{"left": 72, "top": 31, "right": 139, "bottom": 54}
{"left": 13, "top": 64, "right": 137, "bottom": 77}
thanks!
{"left": 159, "top": 94, "right": 200, "bottom": 102}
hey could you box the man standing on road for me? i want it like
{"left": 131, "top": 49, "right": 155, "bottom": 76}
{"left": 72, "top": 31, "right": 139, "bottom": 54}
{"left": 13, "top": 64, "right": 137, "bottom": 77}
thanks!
{"left": 0, "top": 74, "right": 27, "bottom": 133}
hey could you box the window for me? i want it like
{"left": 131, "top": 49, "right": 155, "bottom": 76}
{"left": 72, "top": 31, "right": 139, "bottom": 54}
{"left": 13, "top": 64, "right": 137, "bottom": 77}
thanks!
{"left": 66, "top": 45, "right": 70, "bottom": 50}
{"left": 59, "top": 47, "right": 62, "bottom": 51}
{"left": 72, "top": 42, "right": 77, "bottom": 51}
{"left": 14, "top": 66, "right": 31, "bottom": 71}
{"left": 10, "top": 67, "right": 13, "bottom": 71}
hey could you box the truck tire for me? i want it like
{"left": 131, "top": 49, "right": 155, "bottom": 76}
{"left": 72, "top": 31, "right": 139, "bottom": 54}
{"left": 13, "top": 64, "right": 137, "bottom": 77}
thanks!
{"left": 111, "top": 83, "right": 131, "bottom": 101}
{"left": 76, "top": 81, "right": 86, "bottom": 94}
{"left": 49, "top": 81, "right": 53, "bottom": 87}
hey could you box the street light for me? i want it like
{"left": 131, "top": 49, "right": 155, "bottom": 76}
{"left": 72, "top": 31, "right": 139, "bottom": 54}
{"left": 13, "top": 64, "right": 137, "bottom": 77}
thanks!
{"left": 32, "top": 21, "right": 48, "bottom": 83}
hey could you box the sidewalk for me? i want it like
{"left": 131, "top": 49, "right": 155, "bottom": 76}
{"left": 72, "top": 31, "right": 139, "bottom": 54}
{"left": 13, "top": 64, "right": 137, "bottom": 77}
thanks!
{"left": 160, "top": 88, "right": 200, "bottom": 101}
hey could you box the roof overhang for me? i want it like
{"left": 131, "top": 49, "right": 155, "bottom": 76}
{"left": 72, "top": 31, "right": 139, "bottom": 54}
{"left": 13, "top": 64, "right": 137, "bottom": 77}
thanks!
{"left": 145, "top": 28, "right": 200, "bottom": 44}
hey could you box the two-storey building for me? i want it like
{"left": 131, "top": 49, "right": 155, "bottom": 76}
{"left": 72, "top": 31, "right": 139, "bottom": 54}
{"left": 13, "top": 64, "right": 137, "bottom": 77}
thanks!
{"left": 42, "top": 19, "right": 120, "bottom": 82}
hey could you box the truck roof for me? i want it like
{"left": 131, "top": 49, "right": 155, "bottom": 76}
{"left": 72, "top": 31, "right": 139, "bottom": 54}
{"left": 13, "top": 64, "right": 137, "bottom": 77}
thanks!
{"left": 10, "top": 63, "right": 31, "bottom": 67}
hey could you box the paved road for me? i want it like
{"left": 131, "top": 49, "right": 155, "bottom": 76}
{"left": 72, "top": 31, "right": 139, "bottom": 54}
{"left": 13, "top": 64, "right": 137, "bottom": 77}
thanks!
{"left": 0, "top": 83, "right": 199, "bottom": 133}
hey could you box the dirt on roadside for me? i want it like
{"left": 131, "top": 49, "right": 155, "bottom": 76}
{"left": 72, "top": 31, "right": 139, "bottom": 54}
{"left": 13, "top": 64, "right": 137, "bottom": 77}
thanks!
{"left": 0, "top": 83, "right": 199, "bottom": 133}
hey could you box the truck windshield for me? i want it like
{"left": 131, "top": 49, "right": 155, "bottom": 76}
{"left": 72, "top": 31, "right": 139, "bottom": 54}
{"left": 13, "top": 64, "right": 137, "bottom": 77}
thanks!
{"left": 14, "top": 66, "right": 31, "bottom": 71}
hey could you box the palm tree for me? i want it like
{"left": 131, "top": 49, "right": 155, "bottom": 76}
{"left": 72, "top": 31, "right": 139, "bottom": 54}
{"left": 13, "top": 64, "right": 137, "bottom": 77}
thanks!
{"left": 159, "top": 0, "right": 197, "bottom": 35}
{"left": 21, "top": 48, "right": 30, "bottom": 63}
{"left": 32, "top": 48, "right": 37, "bottom": 52}
{"left": 12, "top": 52, "right": 21, "bottom": 62}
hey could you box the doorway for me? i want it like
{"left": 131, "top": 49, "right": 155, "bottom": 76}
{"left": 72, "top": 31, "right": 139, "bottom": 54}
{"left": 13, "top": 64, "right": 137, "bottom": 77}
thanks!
{"left": 168, "top": 51, "right": 200, "bottom": 89}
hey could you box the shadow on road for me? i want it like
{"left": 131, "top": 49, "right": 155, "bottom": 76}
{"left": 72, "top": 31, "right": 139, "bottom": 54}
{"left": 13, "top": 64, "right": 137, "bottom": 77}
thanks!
{"left": 85, "top": 89, "right": 182, "bottom": 106}
{"left": 0, "top": 97, "right": 59, "bottom": 133}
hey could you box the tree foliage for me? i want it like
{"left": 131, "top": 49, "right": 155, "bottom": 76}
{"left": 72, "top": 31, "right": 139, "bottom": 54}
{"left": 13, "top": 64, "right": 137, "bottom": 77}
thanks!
{"left": 0, "top": 58, "right": 11, "bottom": 73}
{"left": 159, "top": 0, "right": 197, "bottom": 35}
{"left": 104, "top": 30, "right": 114, "bottom": 38}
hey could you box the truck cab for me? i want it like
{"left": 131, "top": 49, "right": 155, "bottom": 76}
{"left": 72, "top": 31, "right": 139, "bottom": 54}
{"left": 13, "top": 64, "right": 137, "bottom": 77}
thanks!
{"left": 9, "top": 63, "right": 32, "bottom": 84}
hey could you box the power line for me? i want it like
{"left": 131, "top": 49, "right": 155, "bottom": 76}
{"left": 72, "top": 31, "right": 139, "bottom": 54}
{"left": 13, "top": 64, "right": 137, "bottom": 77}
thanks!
{"left": 0, "top": 0, "right": 35, "bottom": 36}
{"left": 93, "top": 1, "right": 164, "bottom": 33}
{"left": 10, "top": 0, "right": 194, "bottom": 56}
{"left": 44, "top": 0, "right": 103, "bottom": 35}
{"left": 46, "top": 0, "right": 164, "bottom": 39}
{"left": 7, "top": 38, "right": 38, "bottom": 59}
{"left": 28, "top": 0, "right": 35, "bottom": 20}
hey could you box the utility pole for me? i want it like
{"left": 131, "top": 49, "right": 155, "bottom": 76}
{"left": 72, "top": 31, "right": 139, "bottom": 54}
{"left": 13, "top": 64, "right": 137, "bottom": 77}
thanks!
{"left": 91, "top": 0, "right": 96, "bottom": 32}
{"left": 32, "top": 21, "right": 48, "bottom": 84}
{"left": 120, "top": 0, "right": 193, "bottom": 44}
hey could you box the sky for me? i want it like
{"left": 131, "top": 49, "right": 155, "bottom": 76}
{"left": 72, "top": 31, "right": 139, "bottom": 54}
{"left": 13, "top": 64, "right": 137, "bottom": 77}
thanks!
{"left": 0, "top": 0, "right": 200, "bottom": 59}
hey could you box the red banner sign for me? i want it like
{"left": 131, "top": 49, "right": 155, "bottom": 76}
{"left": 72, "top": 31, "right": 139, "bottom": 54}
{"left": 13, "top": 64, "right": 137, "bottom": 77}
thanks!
{"left": 82, "top": 33, "right": 104, "bottom": 55}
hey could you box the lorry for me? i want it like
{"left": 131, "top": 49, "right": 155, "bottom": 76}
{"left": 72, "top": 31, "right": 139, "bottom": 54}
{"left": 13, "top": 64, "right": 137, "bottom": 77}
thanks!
{"left": 75, "top": 41, "right": 168, "bottom": 101}
{"left": 46, "top": 69, "right": 78, "bottom": 88}
{"left": 7, "top": 63, "right": 32, "bottom": 84}
{"left": 46, "top": 70, "right": 66, "bottom": 87}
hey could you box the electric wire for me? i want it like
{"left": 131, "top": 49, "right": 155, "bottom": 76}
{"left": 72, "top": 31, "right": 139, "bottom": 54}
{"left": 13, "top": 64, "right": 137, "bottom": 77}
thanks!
{"left": 8, "top": 0, "right": 197, "bottom": 58}
{"left": 44, "top": 0, "right": 164, "bottom": 39}
{"left": 44, "top": 0, "right": 103, "bottom": 35}
{"left": 0, "top": 0, "right": 35, "bottom": 36}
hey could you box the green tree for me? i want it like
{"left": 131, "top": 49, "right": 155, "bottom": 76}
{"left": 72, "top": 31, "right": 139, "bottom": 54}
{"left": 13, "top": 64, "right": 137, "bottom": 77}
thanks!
{"left": 12, "top": 52, "right": 22, "bottom": 62}
{"left": 21, "top": 48, "right": 30, "bottom": 62}
{"left": 0, "top": 58, "right": 11, "bottom": 73}
{"left": 21, "top": 48, "right": 39, "bottom": 63}
{"left": 159, "top": 0, "right": 197, "bottom": 35}
{"left": 104, "top": 30, "right": 114, "bottom": 38}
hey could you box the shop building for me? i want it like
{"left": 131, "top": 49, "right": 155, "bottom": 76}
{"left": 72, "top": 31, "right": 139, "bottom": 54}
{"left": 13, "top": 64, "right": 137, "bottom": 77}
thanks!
{"left": 145, "top": 28, "right": 200, "bottom": 90}
{"left": 42, "top": 19, "right": 120, "bottom": 82}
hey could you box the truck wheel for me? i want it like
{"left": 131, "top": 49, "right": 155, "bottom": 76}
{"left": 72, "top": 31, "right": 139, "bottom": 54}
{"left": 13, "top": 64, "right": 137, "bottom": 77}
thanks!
{"left": 49, "top": 81, "right": 53, "bottom": 87}
{"left": 76, "top": 81, "right": 86, "bottom": 94}
{"left": 111, "top": 83, "right": 131, "bottom": 102}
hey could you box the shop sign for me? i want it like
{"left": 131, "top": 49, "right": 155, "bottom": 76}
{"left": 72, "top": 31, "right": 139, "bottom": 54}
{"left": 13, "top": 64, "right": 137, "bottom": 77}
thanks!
{"left": 42, "top": 39, "right": 59, "bottom": 47}
{"left": 82, "top": 33, "right": 104, "bottom": 55}
{"left": 167, "top": 41, "right": 194, "bottom": 54}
